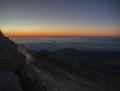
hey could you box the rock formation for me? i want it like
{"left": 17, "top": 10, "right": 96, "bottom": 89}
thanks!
{"left": 0, "top": 31, "right": 25, "bottom": 91}
{"left": 0, "top": 31, "right": 26, "bottom": 71}
{"left": 0, "top": 31, "right": 47, "bottom": 91}
{"left": 0, "top": 71, "right": 24, "bottom": 91}
{"left": 18, "top": 44, "right": 34, "bottom": 64}
{"left": 0, "top": 30, "right": 17, "bottom": 51}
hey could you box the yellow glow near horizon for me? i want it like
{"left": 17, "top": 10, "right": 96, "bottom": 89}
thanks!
{"left": 2, "top": 26, "right": 120, "bottom": 37}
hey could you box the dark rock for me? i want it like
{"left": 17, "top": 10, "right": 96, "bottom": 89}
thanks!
{"left": 0, "top": 31, "right": 17, "bottom": 51}
{"left": 0, "top": 31, "right": 26, "bottom": 71}
{"left": 20, "top": 64, "right": 39, "bottom": 86}
{"left": 0, "top": 71, "right": 24, "bottom": 91}
{"left": 0, "top": 31, "right": 4, "bottom": 37}
{"left": 0, "top": 51, "right": 26, "bottom": 71}
{"left": 20, "top": 64, "right": 47, "bottom": 91}
{"left": 0, "top": 31, "right": 27, "bottom": 90}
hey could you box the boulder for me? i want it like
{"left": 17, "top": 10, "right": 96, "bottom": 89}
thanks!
{"left": 20, "top": 64, "right": 47, "bottom": 91}
{"left": 20, "top": 64, "right": 39, "bottom": 87}
{"left": 0, "top": 71, "right": 24, "bottom": 91}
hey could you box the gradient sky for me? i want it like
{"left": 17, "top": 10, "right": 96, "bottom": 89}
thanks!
{"left": 0, "top": 0, "right": 120, "bottom": 36}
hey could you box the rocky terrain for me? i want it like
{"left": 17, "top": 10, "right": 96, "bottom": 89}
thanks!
{"left": 0, "top": 31, "right": 46, "bottom": 91}
{"left": 32, "top": 49, "right": 120, "bottom": 91}
{"left": 0, "top": 31, "right": 25, "bottom": 91}
{"left": 0, "top": 30, "right": 120, "bottom": 91}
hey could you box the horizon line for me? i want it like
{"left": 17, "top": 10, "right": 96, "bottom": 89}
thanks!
{"left": 8, "top": 35, "right": 120, "bottom": 37}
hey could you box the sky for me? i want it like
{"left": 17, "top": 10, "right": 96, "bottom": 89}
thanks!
{"left": 0, "top": 0, "right": 120, "bottom": 36}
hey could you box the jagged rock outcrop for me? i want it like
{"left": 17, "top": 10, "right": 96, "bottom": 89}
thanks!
{"left": 0, "top": 31, "right": 26, "bottom": 71}
{"left": 0, "top": 31, "right": 46, "bottom": 91}
{"left": 0, "top": 31, "right": 26, "bottom": 91}
{"left": 0, "top": 31, "right": 17, "bottom": 51}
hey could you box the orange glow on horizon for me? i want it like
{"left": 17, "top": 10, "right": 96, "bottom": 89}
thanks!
{"left": 3, "top": 28, "right": 120, "bottom": 37}
{"left": 3, "top": 31, "right": 120, "bottom": 37}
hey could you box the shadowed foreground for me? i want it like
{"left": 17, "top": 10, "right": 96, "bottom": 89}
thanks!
{"left": 0, "top": 31, "right": 120, "bottom": 91}
{"left": 30, "top": 49, "right": 120, "bottom": 91}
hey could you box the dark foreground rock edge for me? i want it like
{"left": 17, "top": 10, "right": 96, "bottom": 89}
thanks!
{"left": 0, "top": 31, "right": 120, "bottom": 91}
{"left": 0, "top": 31, "right": 26, "bottom": 91}
{"left": 0, "top": 31, "right": 47, "bottom": 91}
